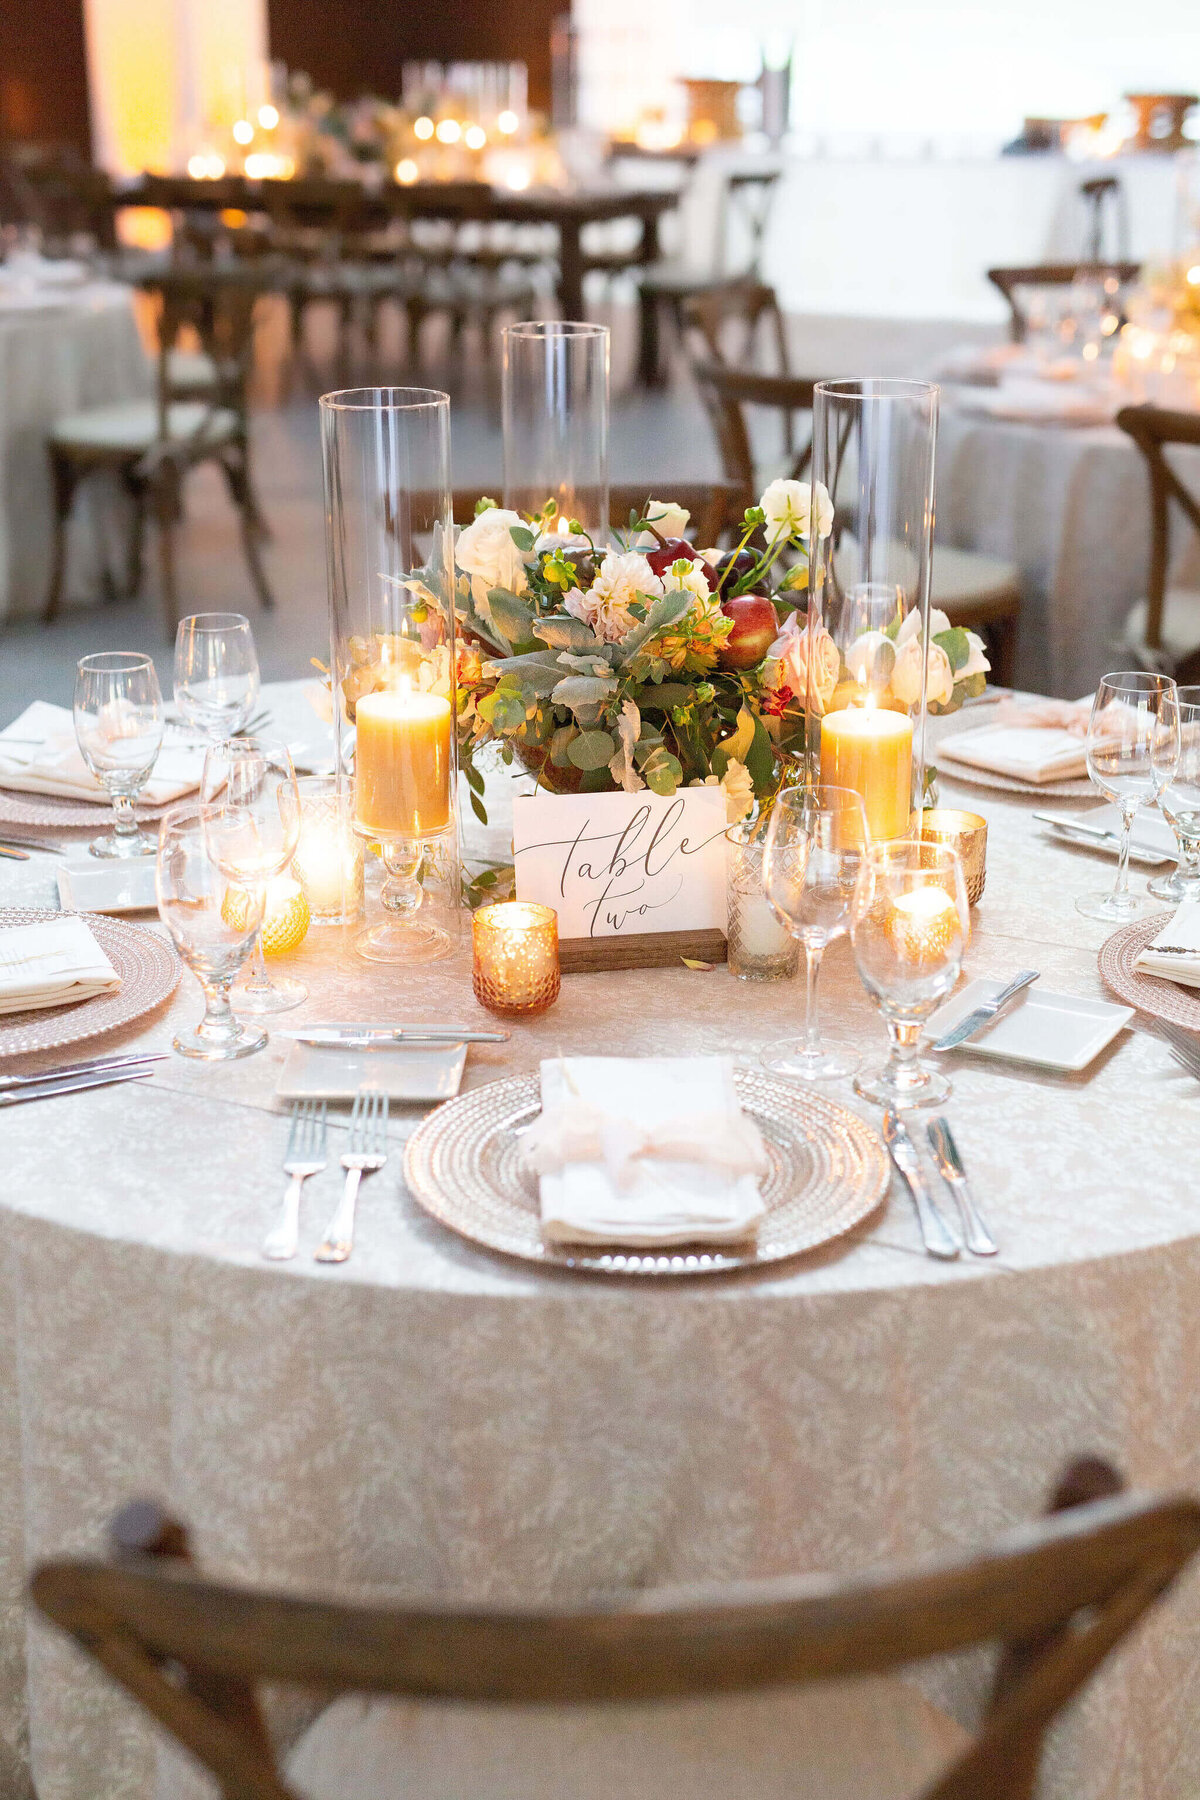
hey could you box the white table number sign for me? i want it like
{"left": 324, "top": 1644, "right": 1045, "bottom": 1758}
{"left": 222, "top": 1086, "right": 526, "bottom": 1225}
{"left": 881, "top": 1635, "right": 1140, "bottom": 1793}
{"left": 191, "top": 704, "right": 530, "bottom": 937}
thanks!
{"left": 512, "top": 787, "right": 729, "bottom": 958}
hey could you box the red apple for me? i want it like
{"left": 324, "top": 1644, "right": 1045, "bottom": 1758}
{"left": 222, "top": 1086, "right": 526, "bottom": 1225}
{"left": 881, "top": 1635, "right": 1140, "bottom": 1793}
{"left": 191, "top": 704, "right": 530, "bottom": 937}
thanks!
{"left": 644, "top": 536, "right": 718, "bottom": 589}
{"left": 718, "top": 593, "right": 778, "bottom": 670}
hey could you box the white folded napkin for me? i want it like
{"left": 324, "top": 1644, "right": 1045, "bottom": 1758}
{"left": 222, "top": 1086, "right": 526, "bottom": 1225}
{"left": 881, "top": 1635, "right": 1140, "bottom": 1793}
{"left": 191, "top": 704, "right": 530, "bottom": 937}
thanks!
{"left": 0, "top": 701, "right": 202, "bottom": 805}
{"left": 0, "top": 916, "right": 120, "bottom": 1015}
{"left": 937, "top": 721, "right": 1089, "bottom": 783}
{"left": 525, "top": 1055, "right": 768, "bottom": 1248}
{"left": 1135, "top": 901, "right": 1200, "bottom": 990}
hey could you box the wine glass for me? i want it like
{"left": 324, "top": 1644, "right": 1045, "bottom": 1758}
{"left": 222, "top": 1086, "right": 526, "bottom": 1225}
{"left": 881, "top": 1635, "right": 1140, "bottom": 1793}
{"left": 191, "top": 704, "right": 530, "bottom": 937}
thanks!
{"left": 200, "top": 737, "right": 306, "bottom": 1014}
{"left": 155, "top": 804, "right": 267, "bottom": 1060}
{"left": 73, "top": 651, "right": 164, "bottom": 859}
{"left": 1076, "top": 672, "right": 1180, "bottom": 922}
{"left": 850, "top": 839, "right": 969, "bottom": 1110}
{"left": 1150, "top": 685, "right": 1200, "bottom": 904}
{"left": 761, "top": 785, "right": 869, "bottom": 1081}
{"left": 173, "top": 613, "right": 260, "bottom": 740}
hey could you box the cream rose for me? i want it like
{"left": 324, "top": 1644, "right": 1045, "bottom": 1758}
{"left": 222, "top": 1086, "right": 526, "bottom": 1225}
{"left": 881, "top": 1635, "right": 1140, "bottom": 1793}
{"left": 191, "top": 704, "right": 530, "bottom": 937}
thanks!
{"left": 759, "top": 478, "right": 834, "bottom": 543}
{"left": 892, "top": 635, "right": 954, "bottom": 707}
{"left": 565, "top": 551, "right": 663, "bottom": 644}
{"left": 454, "top": 507, "right": 530, "bottom": 609}
{"left": 637, "top": 498, "right": 691, "bottom": 544}
{"left": 660, "top": 556, "right": 714, "bottom": 610}
{"left": 767, "top": 612, "right": 841, "bottom": 714}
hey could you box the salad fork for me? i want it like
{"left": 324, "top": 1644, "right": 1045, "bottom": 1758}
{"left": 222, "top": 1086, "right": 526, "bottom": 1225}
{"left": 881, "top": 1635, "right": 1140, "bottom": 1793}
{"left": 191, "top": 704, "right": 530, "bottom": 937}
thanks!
{"left": 263, "top": 1100, "right": 327, "bottom": 1260}
{"left": 315, "top": 1090, "right": 388, "bottom": 1264}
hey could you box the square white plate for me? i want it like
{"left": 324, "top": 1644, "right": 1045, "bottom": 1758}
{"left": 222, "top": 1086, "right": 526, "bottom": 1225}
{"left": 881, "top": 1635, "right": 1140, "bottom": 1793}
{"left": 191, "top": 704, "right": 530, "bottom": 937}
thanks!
{"left": 1036, "top": 803, "right": 1177, "bottom": 867}
{"left": 275, "top": 1040, "right": 468, "bottom": 1103}
{"left": 57, "top": 858, "right": 157, "bottom": 914}
{"left": 927, "top": 977, "right": 1134, "bottom": 1072}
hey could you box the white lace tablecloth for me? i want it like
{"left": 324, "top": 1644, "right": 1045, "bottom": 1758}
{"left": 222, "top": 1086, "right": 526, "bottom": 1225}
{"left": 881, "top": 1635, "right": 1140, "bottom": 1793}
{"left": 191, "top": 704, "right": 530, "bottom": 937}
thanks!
{"left": 1, "top": 685, "right": 1200, "bottom": 1800}
{"left": 0, "top": 282, "right": 150, "bottom": 621}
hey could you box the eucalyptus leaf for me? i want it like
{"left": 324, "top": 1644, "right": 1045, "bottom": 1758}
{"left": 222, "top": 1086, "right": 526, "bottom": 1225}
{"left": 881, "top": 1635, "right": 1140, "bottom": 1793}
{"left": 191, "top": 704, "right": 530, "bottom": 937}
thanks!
{"left": 567, "top": 729, "right": 617, "bottom": 771}
{"left": 934, "top": 626, "right": 971, "bottom": 673}
{"left": 641, "top": 746, "right": 683, "bottom": 796}
{"left": 551, "top": 674, "right": 617, "bottom": 710}
{"left": 508, "top": 525, "right": 536, "bottom": 552}
{"left": 469, "top": 791, "right": 489, "bottom": 826}
{"left": 549, "top": 725, "right": 579, "bottom": 768}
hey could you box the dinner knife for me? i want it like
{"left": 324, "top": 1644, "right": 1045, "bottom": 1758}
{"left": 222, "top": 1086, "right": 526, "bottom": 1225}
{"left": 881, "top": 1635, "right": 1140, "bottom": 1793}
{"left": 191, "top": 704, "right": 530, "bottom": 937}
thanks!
{"left": 930, "top": 969, "right": 1039, "bottom": 1052}
{"left": 0, "top": 846, "right": 29, "bottom": 861}
{"left": 0, "top": 1051, "right": 167, "bottom": 1091}
{"left": 0, "top": 833, "right": 66, "bottom": 853}
{"left": 882, "top": 1109, "right": 959, "bottom": 1259}
{"left": 281, "top": 1026, "right": 511, "bottom": 1047}
{"left": 0, "top": 1066, "right": 155, "bottom": 1107}
{"left": 1033, "top": 813, "right": 1171, "bottom": 862}
{"left": 927, "top": 1118, "right": 997, "bottom": 1256}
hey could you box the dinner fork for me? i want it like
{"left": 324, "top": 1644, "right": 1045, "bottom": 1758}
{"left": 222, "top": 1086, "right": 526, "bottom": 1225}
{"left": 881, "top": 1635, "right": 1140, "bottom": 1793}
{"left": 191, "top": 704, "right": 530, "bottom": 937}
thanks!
{"left": 263, "top": 1100, "right": 327, "bottom": 1261}
{"left": 314, "top": 1089, "right": 388, "bottom": 1265}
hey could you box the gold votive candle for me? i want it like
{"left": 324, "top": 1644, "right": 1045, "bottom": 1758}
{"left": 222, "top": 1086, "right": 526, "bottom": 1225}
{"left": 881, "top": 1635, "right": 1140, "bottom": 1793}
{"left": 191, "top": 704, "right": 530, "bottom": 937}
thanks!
{"left": 293, "top": 777, "right": 365, "bottom": 926}
{"left": 473, "top": 902, "right": 561, "bottom": 1017}
{"left": 917, "top": 809, "right": 988, "bottom": 907}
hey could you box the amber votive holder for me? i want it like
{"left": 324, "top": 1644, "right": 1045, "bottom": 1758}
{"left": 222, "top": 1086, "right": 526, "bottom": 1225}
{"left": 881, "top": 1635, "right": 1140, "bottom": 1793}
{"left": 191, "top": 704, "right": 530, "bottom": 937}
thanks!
{"left": 917, "top": 809, "right": 988, "bottom": 907}
{"left": 472, "top": 901, "right": 561, "bottom": 1017}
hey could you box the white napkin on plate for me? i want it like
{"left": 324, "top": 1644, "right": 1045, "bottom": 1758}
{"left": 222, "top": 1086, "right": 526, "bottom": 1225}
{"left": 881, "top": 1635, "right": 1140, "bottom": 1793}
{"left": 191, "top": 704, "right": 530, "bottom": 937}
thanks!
{"left": 1135, "top": 901, "right": 1200, "bottom": 990}
{"left": 0, "top": 916, "right": 120, "bottom": 1015}
{"left": 0, "top": 701, "right": 203, "bottom": 805}
{"left": 525, "top": 1055, "right": 768, "bottom": 1248}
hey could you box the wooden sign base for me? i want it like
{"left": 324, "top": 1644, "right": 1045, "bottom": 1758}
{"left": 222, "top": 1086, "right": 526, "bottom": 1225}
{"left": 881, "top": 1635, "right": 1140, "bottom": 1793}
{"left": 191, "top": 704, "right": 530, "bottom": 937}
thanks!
{"left": 558, "top": 929, "right": 728, "bottom": 974}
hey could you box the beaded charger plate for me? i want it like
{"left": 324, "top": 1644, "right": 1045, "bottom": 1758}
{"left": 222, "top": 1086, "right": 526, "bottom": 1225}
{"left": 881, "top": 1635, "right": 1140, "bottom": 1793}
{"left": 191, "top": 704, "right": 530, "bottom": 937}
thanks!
{"left": 936, "top": 763, "right": 1094, "bottom": 802}
{"left": 1099, "top": 915, "right": 1200, "bottom": 1032}
{"left": 403, "top": 1068, "right": 890, "bottom": 1276}
{"left": 0, "top": 907, "right": 180, "bottom": 1059}
{"left": 0, "top": 789, "right": 168, "bottom": 830}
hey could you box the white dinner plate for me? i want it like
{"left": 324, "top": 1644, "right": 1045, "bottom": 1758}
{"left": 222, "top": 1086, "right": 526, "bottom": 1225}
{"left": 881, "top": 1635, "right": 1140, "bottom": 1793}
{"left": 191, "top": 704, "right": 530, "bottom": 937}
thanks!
{"left": 927, "top": 977, "right": 1134, "bottom": 1072}
{"left": 275, "top": 1040, "right": 468, "bottom": 1103}
{"left": 1035, "top": 803, "right": 1178, "bottom": 867}
{"left": 57, "top": 858, "right": 158, "bottom": 914}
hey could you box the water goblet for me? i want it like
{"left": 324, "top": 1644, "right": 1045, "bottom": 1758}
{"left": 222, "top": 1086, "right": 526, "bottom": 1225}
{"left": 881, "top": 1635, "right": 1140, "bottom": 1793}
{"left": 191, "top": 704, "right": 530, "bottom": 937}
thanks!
{"left": 761, "top": 784, "right": 869, "bottom": 1081}
{"left": 73, "top": 651, "right": 164, "bottom": 858}
{"left": 850, "top": 839, "right": 969, "bottom": 1110}
{"left": 1075, "top": 672, "right": 1180, "bottom": 921}
{"left": 200, "top": 736, "right": 306, "bottom": 1014}
{"left": 155, "top": 803, "right": 267, "bottom": 1060}
{"left": 173, "top": 612, "right": 261, "bottom": 740}
{"left": 1150, "top": 684, "right": 1200, "bottom": 903}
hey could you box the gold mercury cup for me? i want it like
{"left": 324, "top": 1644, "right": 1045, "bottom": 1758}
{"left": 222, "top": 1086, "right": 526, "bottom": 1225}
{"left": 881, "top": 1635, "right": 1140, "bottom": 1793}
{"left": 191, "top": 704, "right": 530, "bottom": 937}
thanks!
{"left": 472, "top": 902, "right": 562, "bottom": 1018}
{"left": 916, "top": 809, "right": 988, "bottom": 908}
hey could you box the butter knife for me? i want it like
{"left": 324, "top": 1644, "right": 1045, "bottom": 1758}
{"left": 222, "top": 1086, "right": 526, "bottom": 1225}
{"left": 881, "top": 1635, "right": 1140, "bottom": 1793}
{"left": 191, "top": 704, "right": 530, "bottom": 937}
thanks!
{"left": 931, "top": 969, "right": 1039, "bottom": 1052}
{"left": 0, "top": 1051, "right": 166, "bottom": 1091}
{"left": 0, "top": 1066, "right": 154, "bottom": 1107}
{"left": 882, "top": 1109, "right": 959, "bottom": 1259}
{"left": 1033, "top": 813, "right": 1171, "bottom": 863}
{"left": 282, "top": 1025, "right": 511, "bottom": 1047}
{"left": 927, "top": 1118, "right": 997, "bottom": 1256}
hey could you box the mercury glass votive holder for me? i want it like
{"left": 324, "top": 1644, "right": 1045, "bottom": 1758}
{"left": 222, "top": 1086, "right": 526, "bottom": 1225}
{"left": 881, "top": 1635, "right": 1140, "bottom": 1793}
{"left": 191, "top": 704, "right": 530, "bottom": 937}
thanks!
{"left": 473, "top": 901, "right": 561, "bottom": 1017}
{"left": 916, "top": 809, "right": 988, "bottom": 907}
{"left": 292, "top": 777, "right": 365, "bottom": 927}
{"left": 725, "top": 825, "right": 800, "bottom": 981}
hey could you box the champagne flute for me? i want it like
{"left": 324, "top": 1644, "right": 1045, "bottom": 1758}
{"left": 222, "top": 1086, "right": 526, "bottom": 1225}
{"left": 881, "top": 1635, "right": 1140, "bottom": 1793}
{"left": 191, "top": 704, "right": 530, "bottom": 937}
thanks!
{"left": 155, "top": 803, "right": 267, "bottom": 1060}
{"left": 1150, "top": 684, "right": 1200, "bottom": 904}
{"left": 173, "top": 612, "right": 261, "bottom": 740}
{"left": 1076, "top": 672, "right": 1180, "bottom": 922}
{"left": 850, "top": 839, "right": 969, "bottom": 1110}
{"left": 73, "top": 651, "right": 164, "bottom": 859}
{"left": 200, "top": 736, "right": 306, "bottom": 1014}
{"left": 761, "top": 784, "right": 869, "bottom": 1080}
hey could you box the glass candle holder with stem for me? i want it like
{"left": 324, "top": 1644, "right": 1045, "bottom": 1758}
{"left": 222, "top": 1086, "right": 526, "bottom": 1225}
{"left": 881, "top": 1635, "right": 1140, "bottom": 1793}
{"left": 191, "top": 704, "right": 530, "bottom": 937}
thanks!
{"left": 502, "top": 320, "right": 610, "bottom": 544}
{"left": 1150, "top": 683, "right": 1200, "bottom": 903}
{"left": 200, "top": 735, "right": 306, "bottom": 1014}
{"left": 850, "top": 838, "right": 969, "bottom": 1110}
{"left": 173, "top": 612, "right": 261, "bottom": 740}
{"left": 73, "top": 652, "right": 164, "bottom": 858}
{"left": 320, "top": 387, "right": 461, "bottom": 965}
{"left": 760, "top": 784, "right": 869, "bottom": 1080}
{"left": 1076, "top": 671, "right": 1180, "bottom": 922}
{"left": 155, "top": 803, "right": 267, "bottom": 1060}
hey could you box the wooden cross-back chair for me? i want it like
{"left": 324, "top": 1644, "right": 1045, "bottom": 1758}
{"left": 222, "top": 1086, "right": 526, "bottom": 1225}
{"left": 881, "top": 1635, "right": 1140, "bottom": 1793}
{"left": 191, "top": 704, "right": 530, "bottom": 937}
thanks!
{"left": 31, "top": 1461, "right": 1200, "bottom": 1800}
{"left": 453, "top": 481, "right": 747, "bottom": 548}
{"left": 1116, "top": 403, "right": 1200, "bottom": 679}
{"left": 986, "top": 260, "right": 1141, "bottom": 343}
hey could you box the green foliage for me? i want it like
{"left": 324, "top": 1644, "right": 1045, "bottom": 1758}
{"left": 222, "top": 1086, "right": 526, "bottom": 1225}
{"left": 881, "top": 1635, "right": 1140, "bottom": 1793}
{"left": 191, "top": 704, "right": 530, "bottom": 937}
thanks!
{"left": 640, "top": 746, "right": 684, "bottom": 795}
{"left": 473, "top": 496, "right": 498, "bottom": 517}
{"left": 508, "top": 524, "right": 536, "bottom": 552}
{"left": 934, "top": 626, "right": 971, "bottom": 673}
{"left": 486, "top": 588, "right": 537, "bottom": 651}
{"left": 567, "top": 728, "right": 617, "bottom": 771}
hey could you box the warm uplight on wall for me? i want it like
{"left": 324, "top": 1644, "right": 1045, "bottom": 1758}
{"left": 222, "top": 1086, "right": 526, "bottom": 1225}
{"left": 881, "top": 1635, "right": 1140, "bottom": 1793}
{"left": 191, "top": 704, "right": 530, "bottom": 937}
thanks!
{"left": 232, "top": 118, "right": 254, "bottom": 145}
{"left": 497, "top": 109, "right": 520, "bottom": 136}
{"left": 414, "top": 116, "right": 434, "bottom": 140}
{"left": 435, "top": 118, "right": 462, "bottom": 144}
{"left": 505, "top": 164, "right": 531, "bottom": 189}
{"left": 464, "top": 124, "right": 487, "bottom": 150}
{"left": 257, "top": 103, "right": 279, "bottom": 130}
{"left": 244, "top": 151, "right": 293, "bottom": 178}
{"left": 395, "top": 158, "right": 419, "bottom": 184}
{"left": 187, "top": 151, "right": 226, "bottom": 178}
{"left": 1188, "top": 265, "right": 1200, "bottom": 287}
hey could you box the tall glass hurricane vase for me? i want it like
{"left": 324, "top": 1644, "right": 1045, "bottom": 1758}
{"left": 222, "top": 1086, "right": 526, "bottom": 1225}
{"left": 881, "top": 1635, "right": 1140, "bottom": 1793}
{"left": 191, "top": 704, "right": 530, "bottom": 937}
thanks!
{"left": 320, "top": 388, "right": 461, "bottom": 965}
{"left": 805, "top": 379, "right": 938, "bottom": 840}
{"left": 502, "top": 321, "right": 609, "bottom": 544}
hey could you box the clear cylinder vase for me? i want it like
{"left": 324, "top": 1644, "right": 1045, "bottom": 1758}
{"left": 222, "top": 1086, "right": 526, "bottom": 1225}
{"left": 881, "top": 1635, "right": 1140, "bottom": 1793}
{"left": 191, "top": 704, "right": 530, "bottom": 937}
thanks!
{"left": 805, "top": 379, "right": 938, "bottom": 840}
{"left": 502, "top": 321, "right": 610, "bottom": 544}
{"left": 319, "top": 387, "right": 462, "bottom": 964}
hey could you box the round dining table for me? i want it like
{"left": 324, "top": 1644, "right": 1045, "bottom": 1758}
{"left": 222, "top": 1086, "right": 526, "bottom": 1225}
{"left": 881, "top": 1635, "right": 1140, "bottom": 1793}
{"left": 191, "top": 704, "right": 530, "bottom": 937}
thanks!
{"left": 0, "top": 685, "right": 1199, "bottom": 1800}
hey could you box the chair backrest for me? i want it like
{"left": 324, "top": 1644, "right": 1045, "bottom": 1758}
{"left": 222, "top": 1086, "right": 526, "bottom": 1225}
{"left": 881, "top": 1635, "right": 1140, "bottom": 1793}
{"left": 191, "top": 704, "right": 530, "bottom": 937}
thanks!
{"left": 1116, "top": 403, "right": 1200, "bottom": 659}
{"left": 686, "top": 357, "right": 819, "bottom": 506}
{"left": 718, "top": 166, "right": 782, "bottom": 279}
{"left": 682, "top": 280, "right": 790, "bottom": 375}
{"left": 31, "top": 1461, "right": 1200, "bottom": 1800}
{"left": 149, "top": 267, "right": 266, "bottom": 440}
{"left": 452, "top": 483, "right": 746, "bottom": 548}
{"left": 1078, "top": 176, "right": 1129, "bottom": 263}
{"left": 6, "top": 156, "right": 117, "bottom": 252}
{"left": 986, "top": 260, "right": 1141, "bottom": 342}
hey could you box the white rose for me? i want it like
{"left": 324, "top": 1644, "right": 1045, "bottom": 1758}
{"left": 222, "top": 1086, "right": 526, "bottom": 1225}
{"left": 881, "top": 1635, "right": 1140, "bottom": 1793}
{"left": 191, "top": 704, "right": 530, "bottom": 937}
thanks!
{"left": 636, "top": 499, "right": 691, "bottom": 544}
{"left": 689, "top": 759, "right": 755, "bottom": 824}
{"left": 565, "top": 551, "right": 663, "bottom": 644}
{"left": 454, "top": 508, "right": 530, "bottom": 609}
{"left": 960, "top": 630, "right": 990, "bottom": 680}
{"left": 759, "top": 478, "right": 835, "bottom": 543}
{"left": 895, "top": 606, "right": 951, "bottom": 647}
{"left": 892, "top": 636, "right": 954, "bottom": 707}
{"left": 660, "top": 556, "right": 714, "bottom": 610}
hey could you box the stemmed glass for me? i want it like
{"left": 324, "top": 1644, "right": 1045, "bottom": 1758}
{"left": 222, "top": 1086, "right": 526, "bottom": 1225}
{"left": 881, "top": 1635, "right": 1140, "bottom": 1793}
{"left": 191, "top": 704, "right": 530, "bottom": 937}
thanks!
{"left": 761, "top": 785, "right": 869, "bottom": 1081}
{"left": 173, "top": 613, "right": 261, "bottom": 740}
{"left": 155, "top": 804, "right": 267, "bottom": 1060}
{"left": 200, "top": 737, "right": 306, "bottom": 1015}
{"left": 851, "top": 839, "right": 969, "bottom": 1110}
{"left": 73, "top": 651, "right": 164, "bottom": 859}
{"left": 1150, "top": 685, "right": 1200, "bottom": 903}
{"left": 1076, "top": 672, "right": 1180, "bottom": 921}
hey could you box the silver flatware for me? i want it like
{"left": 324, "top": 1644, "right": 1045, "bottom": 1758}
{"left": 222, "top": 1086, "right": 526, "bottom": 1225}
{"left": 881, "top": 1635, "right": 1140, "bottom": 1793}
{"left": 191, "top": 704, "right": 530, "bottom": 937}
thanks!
{"left": 0, "top": 833, "right": 65, "bottom": 854}
{"left": 315, "top": 1089, "right": 389, "bottom": 1264}
{"left": 0, "top": 1066, "right": 154, "bottom": 1107}
{"left": 0, "top": 846, "right": 29, "bottom": 861}
{"left": 882, "top": 1108, "right": 959, "bottom": 1259}
{"left": 1169, "top": 1046, "right": 1200, "bottom": 1083}
{"left": 1033, "top": 813, "right": 1171, "bottom": 862}
{"left": 927, "top": 1118, "right": 997, "bottom": 1256}
{"left": 264, "top": 1098, "right": 327, "bottom": 1261}
{"left": 0, "top": 1051, "right": 166, "bottom": 1091}
{"left": 284, "top": 1025, "right": 511, "bottom": 1047}
{"left": 931, "top": 969, "right": 1039, "bottom": 1052}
